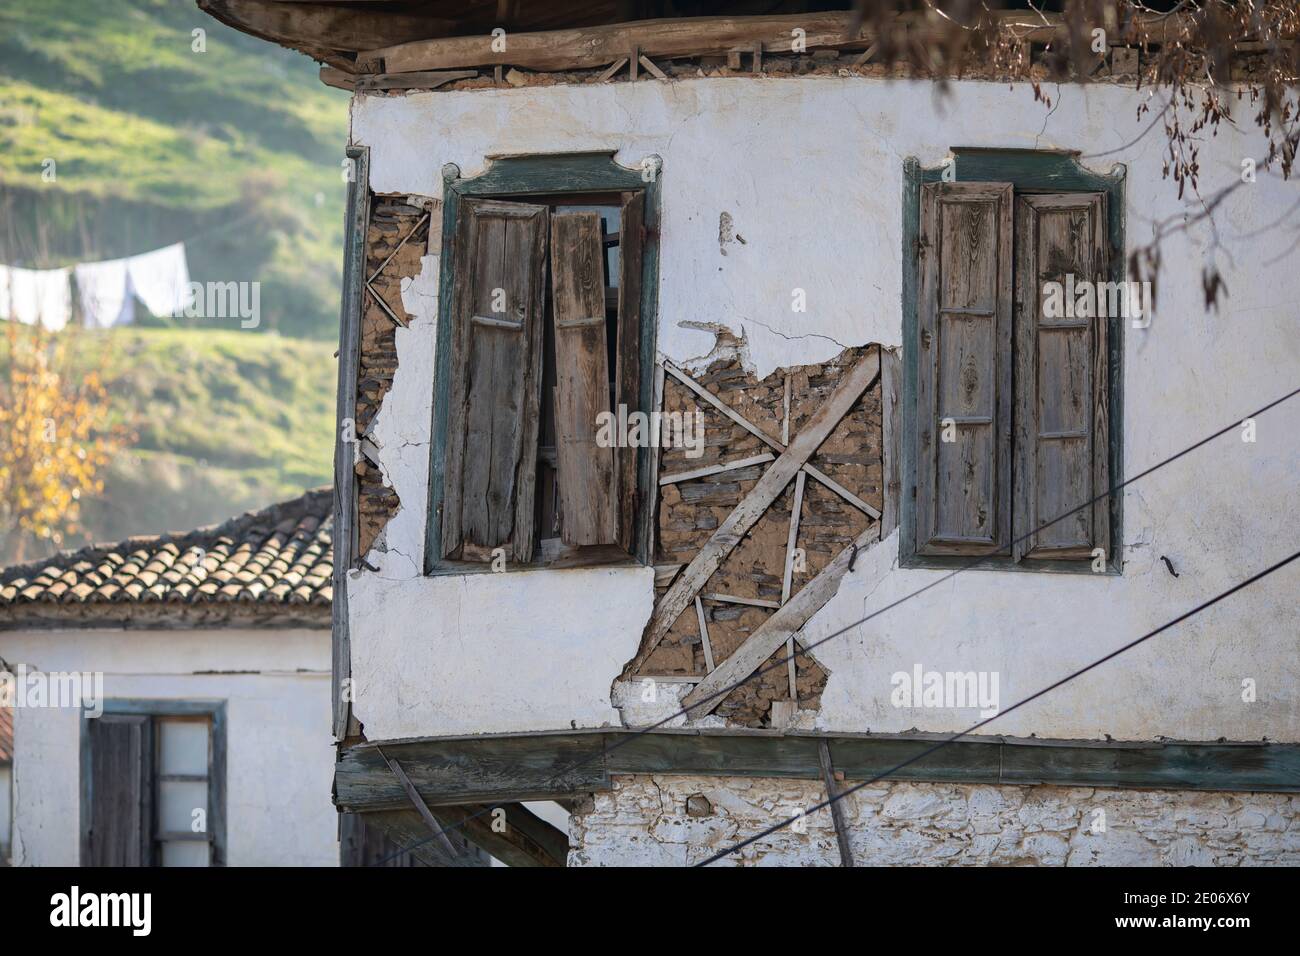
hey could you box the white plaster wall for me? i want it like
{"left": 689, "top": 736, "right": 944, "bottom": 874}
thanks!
{"left": 0, "top": 628, "right": 338, "bottom": 866}
{"left": 348, "top": 75, "right": 1300, "bottom": 744}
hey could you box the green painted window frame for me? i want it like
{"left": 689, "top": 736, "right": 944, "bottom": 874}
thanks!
{"left": 424, "top": 151, "right": 662, "bottom": 575}
{"left": 79, "top": 698, "right": 228, "bottom": 867}
{"left": 900, "top": 148, "right": 1126, "bottom": 574}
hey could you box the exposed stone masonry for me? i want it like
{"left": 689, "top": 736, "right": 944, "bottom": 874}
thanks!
{"left": 355, "top": 196, "right": 428, "bottom": 557}
{"left": 569, "top": 774, "right": 1300, "bottom": 867}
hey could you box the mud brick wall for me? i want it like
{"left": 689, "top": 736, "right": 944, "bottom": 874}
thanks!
{"left": 355, "top": 196, "right": 429, "bottom": 557}
{"left": 641, "top": 345, "right": 883, "bottom": 727}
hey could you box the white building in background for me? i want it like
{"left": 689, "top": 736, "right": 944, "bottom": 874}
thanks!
{"left": 0, "top": 706, "right": 12, "bottom": 865}
{"left": 0, "top": 490, "right": 485, "bottom": 866}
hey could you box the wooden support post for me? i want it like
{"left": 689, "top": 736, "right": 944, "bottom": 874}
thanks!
{"left": 598, "top": 57, "right": 629, "bottom": 81}
{"left": 638, "top": 54, "right": 668, "bottom": 80}
{"left": 852, "top": 41, "right": 880, "bottom": 67}
{"left": 377, "top": 747, "right": 459, "bottom": 860}
{"left": 818, "top": 740, "right": 855, "bottom": 867}
{"left": 630, "top": 45, "right": 640, "bottom": 80}
{"left": 752, "top": 40, "right": 763, "bottom": 73}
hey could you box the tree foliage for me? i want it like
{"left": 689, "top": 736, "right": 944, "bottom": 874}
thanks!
{"left": 0, "top": 323, "right": 128, "bottom": 561}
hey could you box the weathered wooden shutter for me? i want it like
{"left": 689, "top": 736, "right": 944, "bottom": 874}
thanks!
{"left": 1013, "top": 192, "right": 1109, "bottom": 560}
{"left": 613, "top": 192, "right": 645, "bottom": 554}
{"left": 915, "top": 182, "right": 1013, "bottom": 556}
{"left": 86, "top": 715, "right": 153, "bottom": 866}
{"left": 550, "top": 211, "right": 619, "bottom": 547}
{"left": 443, "top": 198, "right": 548, "bottom": 562}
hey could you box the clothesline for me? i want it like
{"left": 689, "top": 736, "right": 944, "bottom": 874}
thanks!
{"left": 0, "top": 241, "right": 190, "bottom": 331}
{"left": 0, "top": 207, "right": 267, "bottom": 332}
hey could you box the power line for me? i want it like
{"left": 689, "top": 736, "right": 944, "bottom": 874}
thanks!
{"left": 371, "top": 383, "right": 1298, "bottom": 865}
{"left": 558, "top": 384, "right": 1300, "bottom": 774}
{"left": 698, "top": 545, "right": 1300, "bottom": 865}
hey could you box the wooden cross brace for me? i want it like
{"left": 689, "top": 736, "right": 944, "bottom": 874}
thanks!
{"left": 365, "top": 210, "right": 430, "bottom": 328}
{"left": 628, "top": 347, "right": 881, "bottom": 684}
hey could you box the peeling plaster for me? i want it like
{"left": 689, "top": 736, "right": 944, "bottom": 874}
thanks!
{"left": 347, "top": 75, "right": 1300, "bottom": 744}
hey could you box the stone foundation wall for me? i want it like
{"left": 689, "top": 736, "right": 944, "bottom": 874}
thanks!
{"left": 567, "top": 774, "right": 1300, "bottom": 866}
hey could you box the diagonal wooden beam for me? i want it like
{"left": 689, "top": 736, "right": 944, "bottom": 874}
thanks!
{"left": 436, "top": 803, "right": 568, "bottom": 868}
{"left": 628, "top": 348, "right": 879, "bottom": 674}
{"left": 377, "top": 747, "right": 460, "bottom": 859}
{"left": 663, "top": 360, "right": 882, "bottom": 519}
{"left": 818, "top": 741, "right": 855, "bottom": 866}
{"left": 681, "top": 523, "right": 877, "bottom": 717}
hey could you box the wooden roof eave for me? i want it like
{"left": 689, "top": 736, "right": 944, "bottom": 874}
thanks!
{"left": 196, "top": 0, "right": 462, "bottom": 72}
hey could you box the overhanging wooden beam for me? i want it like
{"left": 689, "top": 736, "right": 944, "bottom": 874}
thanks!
{"left": 199, "top": 0, "right": 455, "bottom": 62}
{"left": 365, "top": 13, "right": 878, "bottom": 74}
{"left": 335, "top": 729, "right": 1300, "bottom": 815}
{"left": 357, "top": 10, "right": 1211, "bottom": 76}
{"left": 321, "top": 67, "right": 479, "bottom": 92}
{"left": 434, "top": 803, "right": 569, "bottom": 868}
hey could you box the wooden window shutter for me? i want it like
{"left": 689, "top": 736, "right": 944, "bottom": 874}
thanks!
{"left": 442, "top": 198, "right": 548, "bottom": 562}
{"left": 1013, "top": 192, "right": 1109, "bottom": 560}
{"left": 613, "top": 192, "right": 645, "bottom": 554}
{"left": 550, "top": 211, "right": 619, "bottom": 547}
{"left": 86, "top": 714, "right": 153, "bottom": 866}
{"left": 915, "top": 182, "right": 1014, "bottom": 556}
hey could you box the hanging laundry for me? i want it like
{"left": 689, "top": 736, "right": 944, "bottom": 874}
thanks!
{"left": 74, "top": 242, "right": 191, "bottom": 327}
{"left": 73, "top": 256, "right": 134, "bottom": 328}
{"left": 126, "top": 242, "right": 190, "bottom": 319}
{"left": 0, "top": 264, "right": 72, "bottom": 331}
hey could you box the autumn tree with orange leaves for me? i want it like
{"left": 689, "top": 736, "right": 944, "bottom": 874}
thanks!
{"left": 0, "top": 322, "right": 126, "bottom": 562}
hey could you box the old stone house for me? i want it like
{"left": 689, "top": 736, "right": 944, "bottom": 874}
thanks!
{"left": 199, "top": 1, "right": 1299, "bottom": 865}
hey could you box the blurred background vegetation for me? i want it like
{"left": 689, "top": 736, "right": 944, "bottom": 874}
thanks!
{"left": 0, "top": 0, "right": 350, "bottom": 561}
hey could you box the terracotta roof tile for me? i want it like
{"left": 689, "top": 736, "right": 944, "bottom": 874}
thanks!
{"left": 0, "top": 489, "right": 333, "bottom": 629}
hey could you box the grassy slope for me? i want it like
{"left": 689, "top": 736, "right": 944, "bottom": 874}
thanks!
{"left": 0, "top": 0, "right": 351, "bottom": 338}
{"left": 2, "top": 327, "right": 337, "bottom": 554}
{"left": 0, "top": 2, "right": 347, "bottom": 557}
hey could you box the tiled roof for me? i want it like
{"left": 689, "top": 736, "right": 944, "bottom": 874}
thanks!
{"left": 0, "top": 706, "right": 11, "bottom": 763}
{"left": 0, "top": 489, "right": 333, "bottom": 630}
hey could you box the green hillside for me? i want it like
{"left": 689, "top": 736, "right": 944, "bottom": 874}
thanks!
{"left": 0, "top": 1, "right": 350, "bottom": 560}
{"left": 2, "top": 327, "right": 337, "bottom": 558}
{"left": 0, "top": 0, "right": 351, "bottom": 339}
